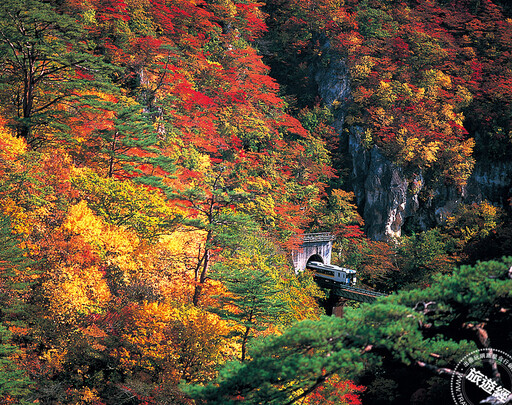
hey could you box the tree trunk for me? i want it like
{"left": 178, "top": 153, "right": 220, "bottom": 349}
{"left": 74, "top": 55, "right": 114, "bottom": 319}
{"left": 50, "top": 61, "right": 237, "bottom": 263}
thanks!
{"left": 192, "top": 196, "right": 215, "bottom": 307}
{"left": 108, "top": 132, "right": 118, "bottom": 178}
{"left": 192, "top": 246, "right": 210, "bottom": 307}
{"left": 241, "top": 325, "right": 251, "bottom": 362}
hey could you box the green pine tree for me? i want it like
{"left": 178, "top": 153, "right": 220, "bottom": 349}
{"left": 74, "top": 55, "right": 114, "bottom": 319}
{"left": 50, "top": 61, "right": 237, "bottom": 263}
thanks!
{"left": 184, "top": 315, "right": 363, "bottom": 405}
{"left": 92, "top": 100, "right": 176, "bottom": 184}
{"left": 0, "top": 214, "right": 34, "bottom": 324}
{"left": 0, "top": 0, "right": 115, "bottom": 146}
{"left": 0, "top": 215, "right": 33, "bottom": 402}
{"left": 186, "top": 257, "right": 512, "bottom": 404}
{"left": 211, "top": 234, "right": 290, "bottom": 362}
{"left": 0, "top": 324, "right": 31, "bottom": 401}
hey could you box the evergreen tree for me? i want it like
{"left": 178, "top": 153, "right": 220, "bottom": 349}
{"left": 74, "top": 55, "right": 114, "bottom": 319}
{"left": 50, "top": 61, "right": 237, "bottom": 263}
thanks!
{"left": 0, "top": 324, "right": 31, "bottom": 401}
{"left": 184, "top": 315, "right": 363, "bottom": 405}
{"left": 211, "top": 234, "right": 290, "bottom": 362}
{"left": 186, "top": 257, "right": 512, "bottom": 404}
{"left": 0, "top": 214, "right": 34, "bottom": 326}
{"left": 0, "top": 214, "right": 33, "bottom": 402}
{"left": 85, "top": 99, "right": 177, "bottom": 186}
{"left": 0, "top": 0, "right": 114, "bottom": 146}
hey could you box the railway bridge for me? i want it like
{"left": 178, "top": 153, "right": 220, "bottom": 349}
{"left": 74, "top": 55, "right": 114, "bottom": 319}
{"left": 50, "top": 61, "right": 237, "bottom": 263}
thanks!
{"left": 292, "top": 232, "right": 387, "bottom": 304}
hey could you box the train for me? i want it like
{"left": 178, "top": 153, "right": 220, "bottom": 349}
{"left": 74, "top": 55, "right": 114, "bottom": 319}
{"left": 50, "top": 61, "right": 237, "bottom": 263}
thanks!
{"left": 306, "top": 261, "right": 357, "bottom": 286}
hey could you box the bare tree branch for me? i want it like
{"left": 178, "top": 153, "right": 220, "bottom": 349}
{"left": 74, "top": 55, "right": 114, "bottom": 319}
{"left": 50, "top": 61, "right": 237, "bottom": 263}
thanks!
{"left": 416, "top": 360, "right": 465, "bottom": 378}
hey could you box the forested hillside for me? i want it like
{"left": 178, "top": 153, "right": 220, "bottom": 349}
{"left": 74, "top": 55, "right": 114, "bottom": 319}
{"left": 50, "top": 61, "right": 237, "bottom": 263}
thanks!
{"left": 0, "top": 0, "right": 510, "bottom": 404}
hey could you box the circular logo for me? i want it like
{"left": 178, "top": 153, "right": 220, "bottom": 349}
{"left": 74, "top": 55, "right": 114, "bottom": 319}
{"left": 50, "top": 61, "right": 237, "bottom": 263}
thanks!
{"left": 451, "top": 349, "right": 512, "bottom": 405}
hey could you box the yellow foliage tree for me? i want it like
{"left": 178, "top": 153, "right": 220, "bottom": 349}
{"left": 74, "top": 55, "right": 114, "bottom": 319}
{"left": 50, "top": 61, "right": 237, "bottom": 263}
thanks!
{"left": 42, "top": 265, "right": 111, "bottom": 323}
{"left": 113, "top": 302, "right": 232, "bottom": 384}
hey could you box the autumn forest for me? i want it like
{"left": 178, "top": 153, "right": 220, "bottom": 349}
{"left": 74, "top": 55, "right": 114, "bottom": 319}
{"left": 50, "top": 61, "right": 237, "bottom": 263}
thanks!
{"left": 0, "top": 0, "right": 511, "bottom": 404}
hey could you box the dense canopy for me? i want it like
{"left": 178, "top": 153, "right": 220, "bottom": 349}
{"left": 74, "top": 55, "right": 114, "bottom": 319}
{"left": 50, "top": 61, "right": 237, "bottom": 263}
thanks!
{"left": 0, "top": 0, "right": 510, "bottom": 404}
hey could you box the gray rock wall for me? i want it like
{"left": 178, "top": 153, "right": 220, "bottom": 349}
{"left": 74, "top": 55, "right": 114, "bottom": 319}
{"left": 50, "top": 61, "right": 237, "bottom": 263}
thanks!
{"left": 314, "top": 55, "right": 350, "bottom": 132}
{"left": 348, "top": 128, "right": 420, "bottom": 240}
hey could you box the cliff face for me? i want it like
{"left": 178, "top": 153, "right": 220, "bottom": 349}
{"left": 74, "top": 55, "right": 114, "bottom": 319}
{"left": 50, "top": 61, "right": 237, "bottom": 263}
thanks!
{"left": 348, "top": 128, "right": 420, "bottom": 240}
{"left": 316, "top": 55, "right": 512, "bottom": 241}
{"left": 314, "top": 56, "right": 350, "bottom": 132}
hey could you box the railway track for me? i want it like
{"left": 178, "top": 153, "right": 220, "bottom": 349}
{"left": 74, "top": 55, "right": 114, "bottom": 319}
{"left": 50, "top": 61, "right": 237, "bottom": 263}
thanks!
{"left": 315, "top": 279, "right": 387, "bottom": 303}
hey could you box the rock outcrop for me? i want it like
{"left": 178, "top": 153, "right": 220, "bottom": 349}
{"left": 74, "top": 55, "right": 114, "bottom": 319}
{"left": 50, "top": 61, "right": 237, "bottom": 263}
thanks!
{"left": 348, "top": 129, "right": 421, "bottom": 240}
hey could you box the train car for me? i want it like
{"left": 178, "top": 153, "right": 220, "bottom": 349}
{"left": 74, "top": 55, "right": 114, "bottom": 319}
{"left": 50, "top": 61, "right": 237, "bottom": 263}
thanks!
{"left": 306, "top": 261, "right": 357, "bottom": 286}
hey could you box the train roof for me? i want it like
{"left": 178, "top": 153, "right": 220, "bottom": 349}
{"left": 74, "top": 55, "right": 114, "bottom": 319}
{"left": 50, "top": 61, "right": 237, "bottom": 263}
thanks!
{"left": 307, "top": 261, "right": 357, "bottom": 274}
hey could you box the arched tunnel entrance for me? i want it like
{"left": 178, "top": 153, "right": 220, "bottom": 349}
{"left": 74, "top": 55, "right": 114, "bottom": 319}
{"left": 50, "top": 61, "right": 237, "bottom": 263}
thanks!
{"left": 306, "top": 254, "right": 324, "bottom": 267}
{"left": 291, "top": 232, "right": 333, "bottom": 273}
